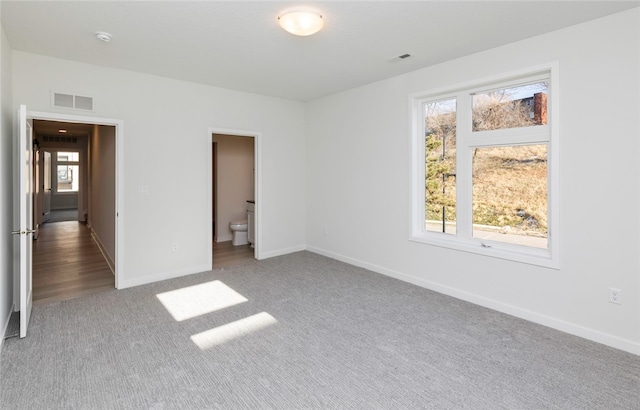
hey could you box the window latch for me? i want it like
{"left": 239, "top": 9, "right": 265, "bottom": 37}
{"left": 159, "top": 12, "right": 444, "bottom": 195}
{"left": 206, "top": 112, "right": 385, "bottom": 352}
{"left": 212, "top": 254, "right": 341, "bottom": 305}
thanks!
{"left": 481, "top": 242, "right": 492, "bottom": 248}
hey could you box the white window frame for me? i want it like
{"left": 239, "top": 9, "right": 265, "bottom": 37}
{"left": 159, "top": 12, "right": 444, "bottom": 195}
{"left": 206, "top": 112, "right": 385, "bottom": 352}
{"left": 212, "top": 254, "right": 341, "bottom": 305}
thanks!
{"left": 410, "top": 63, "right": 559, "bottom": 268}
{"left": 54, "top": 150, "right": 81, "bottom": 194}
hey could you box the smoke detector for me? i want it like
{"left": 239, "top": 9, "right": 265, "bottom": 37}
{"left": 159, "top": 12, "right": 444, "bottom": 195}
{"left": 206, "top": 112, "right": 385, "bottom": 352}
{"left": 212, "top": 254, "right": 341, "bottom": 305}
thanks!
{"left": 95, "top": 32, "right": 112, "bottom": 43}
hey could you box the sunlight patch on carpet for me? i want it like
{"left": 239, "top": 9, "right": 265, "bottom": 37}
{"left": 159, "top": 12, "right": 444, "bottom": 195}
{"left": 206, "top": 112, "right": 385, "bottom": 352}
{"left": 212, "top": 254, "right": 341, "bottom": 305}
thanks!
{"left": 191, "top": 312, "right": 278, "bottom": 350}
{"left": 156, "top": 280, "right": 247, "bottom": 321}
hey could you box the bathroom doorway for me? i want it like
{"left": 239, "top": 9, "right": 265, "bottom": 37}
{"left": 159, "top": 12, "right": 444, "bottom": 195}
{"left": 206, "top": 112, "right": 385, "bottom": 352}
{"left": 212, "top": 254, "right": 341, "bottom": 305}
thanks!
{"left": 212, "top": 132, "right": 256, "bottom": 268}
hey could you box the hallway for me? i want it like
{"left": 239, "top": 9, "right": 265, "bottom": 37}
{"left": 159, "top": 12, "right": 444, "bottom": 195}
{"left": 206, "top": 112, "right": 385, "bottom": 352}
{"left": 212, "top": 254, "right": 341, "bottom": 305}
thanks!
{"left": 33, "top": 221, "right": 114, "bottom": 306}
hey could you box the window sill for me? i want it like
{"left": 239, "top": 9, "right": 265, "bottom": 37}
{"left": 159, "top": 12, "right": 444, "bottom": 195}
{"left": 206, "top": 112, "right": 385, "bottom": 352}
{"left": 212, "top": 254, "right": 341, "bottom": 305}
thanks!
{"left": 409, "top": 233, "right": 559, "bottom": 269}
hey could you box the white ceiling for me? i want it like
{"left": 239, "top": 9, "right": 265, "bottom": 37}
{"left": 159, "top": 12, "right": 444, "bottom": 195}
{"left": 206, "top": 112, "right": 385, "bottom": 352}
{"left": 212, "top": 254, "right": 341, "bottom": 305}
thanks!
{"left": 2, "top": 1, "right": 638, "bottom": 102}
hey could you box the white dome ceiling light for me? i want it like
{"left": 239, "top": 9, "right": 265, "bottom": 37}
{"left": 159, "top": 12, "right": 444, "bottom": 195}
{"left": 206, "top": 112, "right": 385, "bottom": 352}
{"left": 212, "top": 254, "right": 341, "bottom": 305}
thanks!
{"left": 277, "top": 10, "right": 324, "bottom": 36}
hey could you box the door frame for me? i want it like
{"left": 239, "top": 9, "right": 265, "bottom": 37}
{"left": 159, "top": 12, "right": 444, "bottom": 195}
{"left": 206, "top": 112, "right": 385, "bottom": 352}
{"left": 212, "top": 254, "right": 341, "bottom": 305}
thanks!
{"left": 42, "top": 150, "right": 52, "bottom": 223}
{"left": 26, "top": 111, "right": 125, "bottom": 289}
{"left": 208, "top": 127, "right": 262, "bottom": 263}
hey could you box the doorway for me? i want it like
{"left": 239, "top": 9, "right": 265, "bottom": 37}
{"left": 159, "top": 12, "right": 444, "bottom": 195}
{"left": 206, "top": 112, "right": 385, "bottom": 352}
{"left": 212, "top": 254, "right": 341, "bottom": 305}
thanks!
{"left": 211, "top": 131, "right": 258, "bottom": 268}
{"left": 40, "top": 149, "right": 82, "bottom": 224}
{"left": 29, "top": 116, "right": 119, "bottom": 304}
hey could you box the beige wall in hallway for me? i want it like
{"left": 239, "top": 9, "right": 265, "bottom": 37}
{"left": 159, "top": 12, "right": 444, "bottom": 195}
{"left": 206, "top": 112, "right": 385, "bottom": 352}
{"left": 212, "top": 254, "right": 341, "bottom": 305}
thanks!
{"left": 89, "top": 125, "right": 116, "bottom": 269}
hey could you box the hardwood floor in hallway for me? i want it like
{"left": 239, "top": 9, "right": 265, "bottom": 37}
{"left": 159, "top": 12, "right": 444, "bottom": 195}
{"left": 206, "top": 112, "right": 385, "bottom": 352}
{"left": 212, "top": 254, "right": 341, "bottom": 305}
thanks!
{"left": 33, "top": 221, "right": 115, "bottom": 306}
{"left": 32, "top": 224, "right": 252, "bottom": 306}
{"left": 213, "top": 240, "right": 254, "bottom": 269}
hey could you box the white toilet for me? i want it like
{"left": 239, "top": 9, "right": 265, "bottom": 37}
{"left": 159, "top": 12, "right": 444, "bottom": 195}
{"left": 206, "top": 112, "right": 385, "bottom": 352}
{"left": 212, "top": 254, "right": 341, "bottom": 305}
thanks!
{"left": 229, "top": 220, "right": 248, "bottom": 246}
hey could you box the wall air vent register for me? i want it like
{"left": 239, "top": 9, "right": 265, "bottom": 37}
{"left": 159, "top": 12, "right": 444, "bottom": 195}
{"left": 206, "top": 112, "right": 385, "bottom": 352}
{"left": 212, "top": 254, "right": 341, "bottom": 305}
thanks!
{"left": 51, "top": 92, "right": 94, "bottom": 111}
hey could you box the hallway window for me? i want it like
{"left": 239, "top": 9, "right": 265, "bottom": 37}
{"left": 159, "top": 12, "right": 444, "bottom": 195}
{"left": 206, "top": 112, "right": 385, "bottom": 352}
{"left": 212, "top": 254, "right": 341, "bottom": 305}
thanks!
{"left": 56, "top": 151, "right": 80, "bottom": 193}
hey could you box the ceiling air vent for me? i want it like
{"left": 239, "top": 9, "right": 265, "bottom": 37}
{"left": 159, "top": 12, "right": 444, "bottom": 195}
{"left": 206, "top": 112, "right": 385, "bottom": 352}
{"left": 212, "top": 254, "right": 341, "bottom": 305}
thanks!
{"left": 387, "top": 53, "right": 413, "bottom": 63}
{"left": 52, "top": 92, "right": 94, "bottom": 111}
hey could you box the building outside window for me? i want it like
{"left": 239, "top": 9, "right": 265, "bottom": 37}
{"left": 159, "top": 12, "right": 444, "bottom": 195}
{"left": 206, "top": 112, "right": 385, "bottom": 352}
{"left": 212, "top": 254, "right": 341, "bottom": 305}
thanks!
{"left": 56, "top": 151, "right": 80, "bottom": 193}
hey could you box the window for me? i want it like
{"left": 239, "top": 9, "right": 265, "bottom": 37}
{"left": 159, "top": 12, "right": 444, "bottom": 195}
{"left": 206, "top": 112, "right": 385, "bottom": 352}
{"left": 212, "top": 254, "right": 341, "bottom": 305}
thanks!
{"left": 411, "top": 66, "right": 558, "bottom": 267}
{"left": 56, "top": 151, "right": 80, "bottom": 193}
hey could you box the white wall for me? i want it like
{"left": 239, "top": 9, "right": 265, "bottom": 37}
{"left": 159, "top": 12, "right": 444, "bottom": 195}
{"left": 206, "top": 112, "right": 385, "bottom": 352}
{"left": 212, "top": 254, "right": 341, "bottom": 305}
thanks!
{"left": 306, "top": 9, "right": 640, "bottom": 354}
{"left": 213, "top": 134, "right": 254, "bottom": 243}
{"left": 89, "top": 125, "right": 116, "bottom": 268}
{"left": 50, "top": 193, "right": 78, "bottom": 210}
{"left": 12, "top": 51, "right": 306, "bottom": 288}
{"left": 0, "top": 18, "right": 14, "bottom": 351}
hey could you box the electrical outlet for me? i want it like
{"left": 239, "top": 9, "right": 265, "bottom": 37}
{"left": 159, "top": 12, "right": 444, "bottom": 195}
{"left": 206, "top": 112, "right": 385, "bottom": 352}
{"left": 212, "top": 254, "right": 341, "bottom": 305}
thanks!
{"left": 609, "top": 288, "right": 621, "bottom": 304}
{"left": 172, "top": 243, "right": 178, "bottom": 252}
{"left": 322, "top": 226, "right": 328, "bottom": 236}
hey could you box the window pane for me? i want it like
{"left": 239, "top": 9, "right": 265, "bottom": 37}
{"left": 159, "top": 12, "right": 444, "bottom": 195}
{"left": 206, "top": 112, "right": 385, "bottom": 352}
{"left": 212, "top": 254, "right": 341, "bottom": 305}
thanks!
{"left": 57, "top": 164, "right": 79, "bottom": 192}
{"left": 57, "top": 151, "right": 79, "bottom": 162}
{"left": 472, "top": 145, "right": 547, "bottom": 249}
{"left": 424, "top": 98, "right": 456, "bottom": 234}
{"left": 472, "top": 82, "right": 548, "bottom": 132}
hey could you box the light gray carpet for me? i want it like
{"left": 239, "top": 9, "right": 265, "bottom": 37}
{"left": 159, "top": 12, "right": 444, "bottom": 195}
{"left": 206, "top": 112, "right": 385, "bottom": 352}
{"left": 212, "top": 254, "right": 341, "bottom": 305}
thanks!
{"left": 46, "top": 209, "right": 78, "bottom": 223}
{"left": 2, "top": 251, "right": 639, "bottom": 409}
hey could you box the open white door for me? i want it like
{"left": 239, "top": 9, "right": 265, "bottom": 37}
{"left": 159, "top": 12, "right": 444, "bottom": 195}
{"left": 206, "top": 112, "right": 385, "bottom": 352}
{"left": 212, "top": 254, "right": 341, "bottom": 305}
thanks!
{"left": 13, "top": 105, "right": 34, "bottom": 338}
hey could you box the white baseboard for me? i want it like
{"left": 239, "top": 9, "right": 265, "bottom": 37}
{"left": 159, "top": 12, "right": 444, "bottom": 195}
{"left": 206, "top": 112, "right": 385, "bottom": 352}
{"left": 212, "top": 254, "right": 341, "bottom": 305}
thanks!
{"left": 118, "top": 244, "right": 306, "bottom": 289}
{"left": 117, "top": 264, "right": 211, "bottom": 290}
{"left": 90, "top": 229, "right": 115, "bottom": 274}
{"left": 258, "top": 244, "right": 306, "bottom": 260}
{"left": 306, "top": 246, "right": 640, "bottom": 356}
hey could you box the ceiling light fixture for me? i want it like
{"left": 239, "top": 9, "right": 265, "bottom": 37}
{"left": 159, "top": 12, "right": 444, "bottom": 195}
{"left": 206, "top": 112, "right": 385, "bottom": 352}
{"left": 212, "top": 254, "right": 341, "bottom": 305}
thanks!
{"left": 58, "top": 129, "right": 67, "bottom": 133}
{"left": 95, "top": 31, "right": 112, "bottom": 43}
{"left": 278, "top": 10, "right": 324, "bottom": 36}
